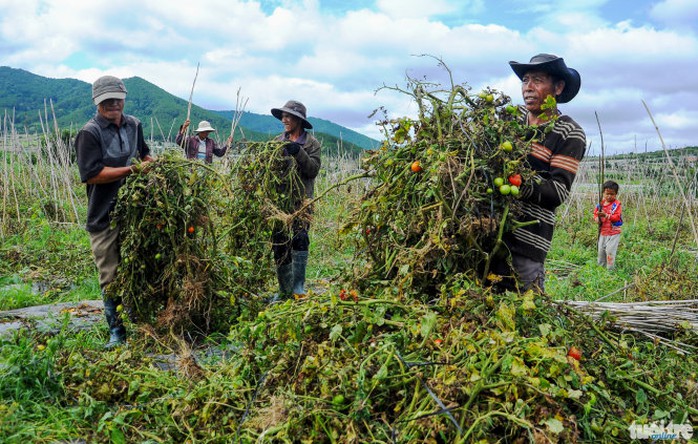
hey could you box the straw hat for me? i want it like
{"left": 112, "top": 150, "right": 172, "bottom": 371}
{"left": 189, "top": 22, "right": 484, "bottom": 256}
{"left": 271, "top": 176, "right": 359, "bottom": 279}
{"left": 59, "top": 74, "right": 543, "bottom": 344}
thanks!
{"left": 195, "top": 121, "right": 216, "bottom": 133}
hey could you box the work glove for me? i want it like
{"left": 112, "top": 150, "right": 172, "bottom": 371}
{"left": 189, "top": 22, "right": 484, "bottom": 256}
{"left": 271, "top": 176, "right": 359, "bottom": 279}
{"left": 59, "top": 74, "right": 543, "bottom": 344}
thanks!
{"left": 283, "top": 142, "right": 302, "bottom": 156}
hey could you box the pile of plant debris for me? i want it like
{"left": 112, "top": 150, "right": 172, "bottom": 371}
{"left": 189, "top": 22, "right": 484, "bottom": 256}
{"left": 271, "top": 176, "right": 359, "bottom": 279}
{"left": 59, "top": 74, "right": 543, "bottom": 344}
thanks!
{"left": 225, "top": 283, "right": 697, "bottom": 442}
{"left": 28, "top": 280, "right": 693, "bottom": 443}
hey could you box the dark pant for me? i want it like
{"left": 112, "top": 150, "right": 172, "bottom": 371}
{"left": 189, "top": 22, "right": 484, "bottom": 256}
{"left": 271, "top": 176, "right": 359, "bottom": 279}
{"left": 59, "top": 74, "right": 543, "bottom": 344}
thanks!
{"left": 272, "top": 220, "right": 310, "bottom": 266}
{"left": 490, "top": 253, "right": 545, "bottom": 293}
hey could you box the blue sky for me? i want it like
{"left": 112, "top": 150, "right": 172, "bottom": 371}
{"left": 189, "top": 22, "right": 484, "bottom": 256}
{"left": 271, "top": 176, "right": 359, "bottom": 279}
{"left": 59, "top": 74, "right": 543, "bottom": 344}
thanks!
{"left": 1, "top": 0, "right": 697, "bottom": 154}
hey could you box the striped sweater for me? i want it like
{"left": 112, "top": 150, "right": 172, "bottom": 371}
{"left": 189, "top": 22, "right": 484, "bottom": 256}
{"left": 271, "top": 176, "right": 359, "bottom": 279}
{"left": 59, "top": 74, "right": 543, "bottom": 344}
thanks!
{"left": 504, "top": 111, "right": 586, "bottom": 263}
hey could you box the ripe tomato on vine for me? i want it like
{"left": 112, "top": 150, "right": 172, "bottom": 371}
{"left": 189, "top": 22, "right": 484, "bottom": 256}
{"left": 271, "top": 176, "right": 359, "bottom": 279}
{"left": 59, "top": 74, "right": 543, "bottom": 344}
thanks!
{"left": 508, "top": 174, "right": 522, "bottom": 187}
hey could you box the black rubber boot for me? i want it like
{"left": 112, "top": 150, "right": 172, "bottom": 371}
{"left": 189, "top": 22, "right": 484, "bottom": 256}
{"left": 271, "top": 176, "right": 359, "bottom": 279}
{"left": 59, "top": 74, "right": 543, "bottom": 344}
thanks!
{"left": 292, "top": 250, "right": 308, "bottom": 296}
{"left": 103, "top": 297, "right": 126, "bottom": 349}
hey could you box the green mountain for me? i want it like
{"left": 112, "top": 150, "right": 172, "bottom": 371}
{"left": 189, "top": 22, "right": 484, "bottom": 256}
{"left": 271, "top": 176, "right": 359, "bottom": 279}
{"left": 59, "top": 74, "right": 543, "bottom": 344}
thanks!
{"left": 0, "top": 66, "right": 379, "bottom": 155}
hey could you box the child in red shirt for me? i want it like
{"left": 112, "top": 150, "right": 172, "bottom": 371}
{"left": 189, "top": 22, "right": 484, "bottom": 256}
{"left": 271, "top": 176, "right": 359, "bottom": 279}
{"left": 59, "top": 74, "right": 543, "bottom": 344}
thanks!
{"left": 593, "top": 180, "right": 622, "bottom": 269}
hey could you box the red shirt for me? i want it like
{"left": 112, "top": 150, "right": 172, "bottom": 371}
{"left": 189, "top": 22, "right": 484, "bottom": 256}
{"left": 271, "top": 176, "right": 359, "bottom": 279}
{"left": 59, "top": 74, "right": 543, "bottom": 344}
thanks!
{"left": 594, "top": 200, "right": 622, "bottom": 236}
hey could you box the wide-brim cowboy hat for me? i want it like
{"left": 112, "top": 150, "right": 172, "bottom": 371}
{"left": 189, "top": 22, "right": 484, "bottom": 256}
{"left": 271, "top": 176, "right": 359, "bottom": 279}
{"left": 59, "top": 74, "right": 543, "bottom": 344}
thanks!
{"left": 271, "top": 100, "right": 313, "bottom": 129}
{"left": 195, "top": 120, "right": 216, "bottom": 133}
{"left": 509, "top": 53, "right": 581, "bottom": 103}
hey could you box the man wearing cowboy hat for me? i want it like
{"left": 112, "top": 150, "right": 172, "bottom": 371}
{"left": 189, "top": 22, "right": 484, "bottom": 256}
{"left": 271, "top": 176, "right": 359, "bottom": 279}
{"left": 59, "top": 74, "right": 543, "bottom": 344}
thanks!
{"left": 494, "top": 53, "right": 586, "bottom": 292}
{"left": 176, "top": 119, "right": 232, "bottom": 163}
{"left": 269, "top": 100, "right": 322, "bottom": 300}
{"left": 75, "top": 75, "right": 154, "bottom": 348}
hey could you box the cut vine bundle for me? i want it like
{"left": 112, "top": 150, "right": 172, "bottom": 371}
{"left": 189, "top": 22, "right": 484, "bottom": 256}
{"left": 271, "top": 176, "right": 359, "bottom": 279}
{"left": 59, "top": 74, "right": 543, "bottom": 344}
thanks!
{"left": 343, "top": 73, "right": 544, "bottom": 298}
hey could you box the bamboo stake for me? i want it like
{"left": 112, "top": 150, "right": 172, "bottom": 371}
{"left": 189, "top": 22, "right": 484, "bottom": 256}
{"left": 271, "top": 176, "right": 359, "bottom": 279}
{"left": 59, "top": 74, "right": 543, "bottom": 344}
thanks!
{"left": 1, "top": 111, "right": 7, "bottom": 236}
{"left": 183, "top": 62, "right": 200, "bottom": 143}
{"left": 595, "top": 111, "right": 605, "bottom": 242}
{"left": 229, "top": 87, "right": 248, "bottom": 142}
{"left": 642, "top": 100, "right": 698, "bottom": 247}
{"left": 560, "top": 299, "right": 698, "bottom": 353}
{"left": 49, "top": 98, "right": 80, "bottom": 223}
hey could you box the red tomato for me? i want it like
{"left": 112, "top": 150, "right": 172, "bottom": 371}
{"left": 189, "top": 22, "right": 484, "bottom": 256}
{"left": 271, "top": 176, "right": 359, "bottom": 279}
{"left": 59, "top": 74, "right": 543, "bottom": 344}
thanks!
{"left": 411, "top": 160, "right": 422, "bottom": 173}
{"left": 567, "top": 346, "right": 582, "bottom": 361}
{"left": 508, "top": 174, "right": 522, "bottom": 187}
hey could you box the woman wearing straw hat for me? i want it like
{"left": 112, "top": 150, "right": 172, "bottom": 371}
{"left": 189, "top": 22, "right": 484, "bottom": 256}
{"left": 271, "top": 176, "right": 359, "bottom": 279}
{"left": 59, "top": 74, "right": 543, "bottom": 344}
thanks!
{"left": 269, "top": 100, "right": 322, "bottom": 300}
{"left": 176, "top": 119, "right": 232, "bottom": 163}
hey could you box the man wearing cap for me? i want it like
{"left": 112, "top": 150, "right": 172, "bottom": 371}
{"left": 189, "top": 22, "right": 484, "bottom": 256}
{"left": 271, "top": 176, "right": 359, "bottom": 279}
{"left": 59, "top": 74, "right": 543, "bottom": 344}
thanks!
{"left": 75, "top": 75, "right": 154, "bottom": 348}
{"left": 496, "top": 53, "right": 586, "bottom": 292}
{"left": 269, "top": 100, "right": 322, "bottom": 300}
{"left": 176, "top": 119, "right": 232, "bottom": 163}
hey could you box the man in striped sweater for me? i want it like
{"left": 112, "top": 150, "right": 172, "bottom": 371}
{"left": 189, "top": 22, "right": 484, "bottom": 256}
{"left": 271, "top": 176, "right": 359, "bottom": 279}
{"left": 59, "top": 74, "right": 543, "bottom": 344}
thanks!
{"left": 496, "top": 53, "right": 587, "bottom": 292}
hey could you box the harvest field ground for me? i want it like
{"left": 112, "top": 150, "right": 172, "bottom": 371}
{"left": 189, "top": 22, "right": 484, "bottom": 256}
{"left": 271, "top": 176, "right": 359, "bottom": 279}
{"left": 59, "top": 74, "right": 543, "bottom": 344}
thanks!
{"left": 1, "top": 94, "right": 698, "bottom": 443}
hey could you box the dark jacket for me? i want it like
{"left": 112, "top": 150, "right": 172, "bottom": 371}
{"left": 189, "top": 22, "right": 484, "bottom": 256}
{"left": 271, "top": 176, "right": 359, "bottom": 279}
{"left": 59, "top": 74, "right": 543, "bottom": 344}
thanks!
{"left": 276, "top": 131, "right": 322, "bottom": 201}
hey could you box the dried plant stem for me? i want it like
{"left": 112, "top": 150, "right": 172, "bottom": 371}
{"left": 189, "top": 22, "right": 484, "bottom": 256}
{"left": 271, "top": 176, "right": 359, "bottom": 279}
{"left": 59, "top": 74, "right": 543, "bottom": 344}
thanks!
{"left": 562, "top": 299, "right": 698, "bottom": 353}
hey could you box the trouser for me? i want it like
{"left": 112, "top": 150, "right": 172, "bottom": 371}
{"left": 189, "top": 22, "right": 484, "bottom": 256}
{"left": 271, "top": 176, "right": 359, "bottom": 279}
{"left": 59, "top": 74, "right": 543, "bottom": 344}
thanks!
{"left": 597, "top": 233, "right": 620, "bottom": 270}
{"left": 89, "top": 226, "right": 120, "bottom": 289}
{"left": 490, "top": 253, "right": 546, "bottom": 293}
{"left": 89, "top": 225, "right": 126, "bottom": 344}
{"left": 272, "top": 220, "right": 310, "bottom": 266}
{"left": 272, "top": 219, "right": 310, "bottom": 297}
{"left": 512, "top": 254, "right": 546, "bottom": 293}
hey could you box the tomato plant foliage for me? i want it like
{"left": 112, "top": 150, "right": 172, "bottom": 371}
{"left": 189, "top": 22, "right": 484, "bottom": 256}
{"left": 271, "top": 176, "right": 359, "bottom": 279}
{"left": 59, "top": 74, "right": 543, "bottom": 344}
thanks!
{"left": 342, "top": 65, "right": 547, "bottom": 298}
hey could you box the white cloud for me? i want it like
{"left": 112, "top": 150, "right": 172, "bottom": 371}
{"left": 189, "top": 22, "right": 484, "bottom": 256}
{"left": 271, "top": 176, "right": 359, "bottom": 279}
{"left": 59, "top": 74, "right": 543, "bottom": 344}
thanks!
{"left": 375, "top": 0, "right": 462, "bottom": 19}
{"left": 650, "top": 0, "right": 698, "bottom": 29}
{"left": 0, "top": 0, "right": 696, "bottom": 151}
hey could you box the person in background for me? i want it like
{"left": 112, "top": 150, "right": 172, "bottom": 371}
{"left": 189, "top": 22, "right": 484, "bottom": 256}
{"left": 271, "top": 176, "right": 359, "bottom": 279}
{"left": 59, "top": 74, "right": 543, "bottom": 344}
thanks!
{"left": 176, "top": 119, "right": 232, "bottom": 163}
{"left": 493, "top": 53, "right": 587, "bottom": 292}
{"left": 593, "top": 180, "right": 622, "bottom": 270}
{"left": 75, "top": 75, "right": 154, "bottom": 348}
{"left": 270, "top": 100, "right": 321, "bottom": 300}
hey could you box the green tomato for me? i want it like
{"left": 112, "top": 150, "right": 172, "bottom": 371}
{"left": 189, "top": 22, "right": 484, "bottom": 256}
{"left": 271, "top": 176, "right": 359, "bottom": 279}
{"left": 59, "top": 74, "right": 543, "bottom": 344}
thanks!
{"left": 510, "top": 185, "right": 520, "bottom": 196}
{"left": 486, "top": 187, "right": 493, "bottom": 194}
{"left": 499, "top": 184, "right": 511, "bottom": 195}
{"left": 493, "top": 177, "right": 504, "bottom": 187}
{"left": 500, "top": 141, "right": 513, "bottom": 152}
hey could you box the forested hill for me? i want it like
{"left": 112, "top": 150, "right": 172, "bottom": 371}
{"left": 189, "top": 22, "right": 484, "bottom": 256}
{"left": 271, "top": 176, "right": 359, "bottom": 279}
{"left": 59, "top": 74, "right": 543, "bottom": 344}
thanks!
{"left": 0, "top": 66, "right": 379, "bottom": 155}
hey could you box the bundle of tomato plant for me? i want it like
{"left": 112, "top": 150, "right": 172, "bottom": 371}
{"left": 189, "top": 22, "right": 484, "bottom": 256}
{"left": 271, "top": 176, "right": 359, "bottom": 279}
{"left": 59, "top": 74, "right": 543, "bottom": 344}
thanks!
{"left": 108, "top": 150, "right": 259, "bottom": 335}
{"left": 230, "top": 139, "right": 310, "bottom": 252}
{"left": 342, "top": 76, "right": 542, "bottom": 298}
